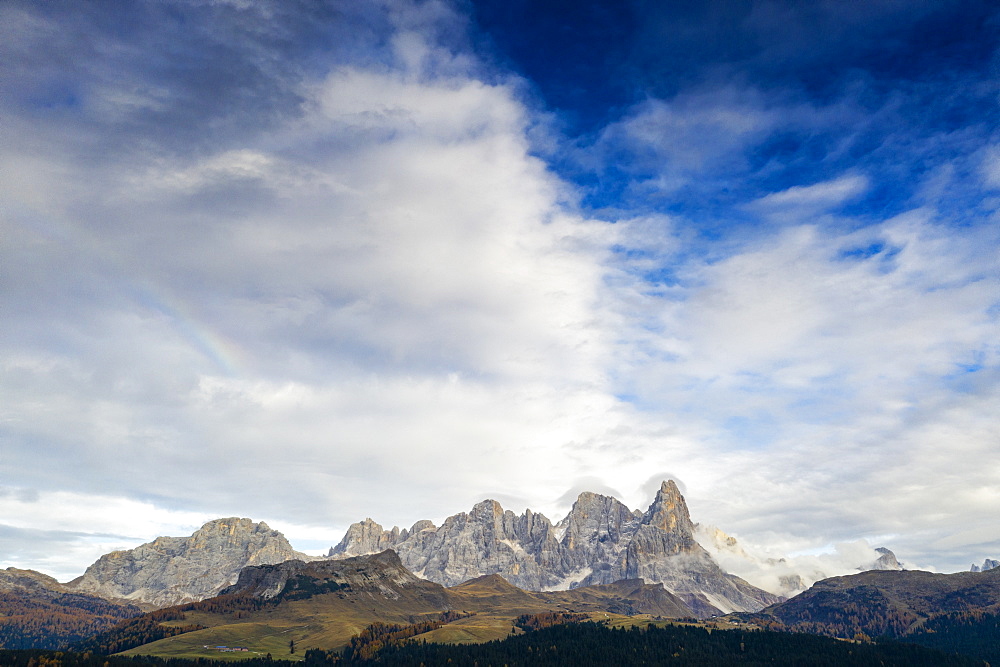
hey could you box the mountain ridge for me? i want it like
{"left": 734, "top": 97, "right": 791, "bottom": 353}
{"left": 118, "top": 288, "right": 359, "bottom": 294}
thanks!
{"left": 66, "top": 517, "right": 314, "bottom": 608}
{"left": 330, "top": 480, "right": 781, "bottom": 614}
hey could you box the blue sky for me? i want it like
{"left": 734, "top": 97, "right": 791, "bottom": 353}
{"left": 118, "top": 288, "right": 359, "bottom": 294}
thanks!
{"left": 1, "top": 0, "right": 999, "bottom": 581}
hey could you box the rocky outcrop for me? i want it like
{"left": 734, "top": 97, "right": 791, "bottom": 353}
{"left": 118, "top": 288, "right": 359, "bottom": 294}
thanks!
{"left": 328, "top": 519, "right": 410, "bottom": 558}
{"left": 330, "top": 481, "right": 781, "bottom": 614}
{"left": 223, "top": 550, "right": 442, "bottom": 604}
{"left": 872, "top": 547, "right": 902, "bottom": 571}
{"left": 68, "top": 518, "right": 311, "bottom": 608}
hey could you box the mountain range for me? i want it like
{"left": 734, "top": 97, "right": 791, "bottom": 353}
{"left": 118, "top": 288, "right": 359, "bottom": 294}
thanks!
{"left": 77, "top": 549, "right": 705, "bottom": 658}
{"left": 2, "top": 479, "right": 997, "bottom": 659}
{"left": 329, "top": 480, "right": 779, "bottom": 614}
{"left": 70, "top": 549, "right": 1000, "bottom": 664}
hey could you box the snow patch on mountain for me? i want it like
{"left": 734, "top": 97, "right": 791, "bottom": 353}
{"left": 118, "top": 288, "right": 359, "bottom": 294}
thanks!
{"left": 541, "top": 567, "right": 593, "bottom": 592}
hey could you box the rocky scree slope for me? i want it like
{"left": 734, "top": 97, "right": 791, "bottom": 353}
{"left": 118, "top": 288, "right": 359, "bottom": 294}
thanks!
{"left": 330, "top": 481, "right": 781, "bottom": 614}
{"left": 68, "top": 518, "right": 312, "bottom": 608}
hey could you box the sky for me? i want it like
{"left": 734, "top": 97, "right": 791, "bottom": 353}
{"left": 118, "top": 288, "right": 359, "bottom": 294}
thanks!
{"left": 1, "top": 0, "right": 999, "bottom": 582}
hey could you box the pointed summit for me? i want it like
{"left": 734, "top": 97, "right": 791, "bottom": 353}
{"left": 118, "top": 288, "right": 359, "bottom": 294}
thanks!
{"left": 643, "top": 480, "right": 695, "bottom": 535}
{"left": 328, "top": 518, "right": 406, "bottom": 558}
{"left": 470, "top": 499, "right": 505, "bottom": 521}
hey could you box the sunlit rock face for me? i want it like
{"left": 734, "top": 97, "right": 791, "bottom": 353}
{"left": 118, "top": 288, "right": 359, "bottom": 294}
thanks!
{"left": 68, "top": 518, "right": 312, "bottom": 608}
{"left": 330, "top": 480, "right": 782, "bottom": 615}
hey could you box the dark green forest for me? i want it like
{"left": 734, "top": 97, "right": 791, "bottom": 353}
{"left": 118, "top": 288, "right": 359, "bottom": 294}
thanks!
{"left": 304, "top": 622, "right": 981, "bottom": 666}
{"left": 895, "top": 609, "right": 1000, "bottom": 664}
{"left": 6, "top": 615, "right": 996, "bottom": 666}
{"left": 1, "top": 622, "right": 985, "bottom": 666}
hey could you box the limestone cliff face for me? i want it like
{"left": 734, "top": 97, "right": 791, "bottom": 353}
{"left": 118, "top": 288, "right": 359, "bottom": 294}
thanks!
{"left": 68, "top": 518, "right": 310, "bottom": 608}
{"left": 551, "top": 492, "right": 639, "bottom": 586}
{"left": 328, "top": 518, "right": 409, "bottom": 558}
{"left": 374, "top": 500, "right": 561, "bottom": 590}
{"left": 330, "top": 481, "right": 781, "bottom": 615}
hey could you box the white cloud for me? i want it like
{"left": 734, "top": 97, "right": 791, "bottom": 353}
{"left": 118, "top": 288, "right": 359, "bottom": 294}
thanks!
{"left": 0, "top": 12, "right": 651, "bottom": 570}
{"left": 606, "top": 211, "right": 1000, "bottom": 571}
{"left": 696, "top": 524, "right": 924, "bottom": 596}
{"left": 749, "top": 174, "right": 868, "bottom": 212}
{"left": 598, "top": 88, "right": 781, "bottom": 188}
{"left": 2, "top": 0, "right": 999, "bottom": 582}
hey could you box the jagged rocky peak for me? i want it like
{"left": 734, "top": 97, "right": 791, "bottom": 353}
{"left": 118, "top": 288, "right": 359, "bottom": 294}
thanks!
{"left": 971, "top": 558, "right": 1000, "bottom": 572}
{"left": 558, "top": 491, "right": 639, "bottom": 548}
{"left": 68, "top": 517, "right": 312, "bottom": 608}
{"left": 644, "top": 481, "right": 694, "bottom": 534}
{"left": 328, "top": 518, "right": 430, "bottom": 558}
{"left": 329, "top": 479, "right": 782, "bottom": 615}
{"left": 328, "top": 518, "right": 407, "bottom": 558}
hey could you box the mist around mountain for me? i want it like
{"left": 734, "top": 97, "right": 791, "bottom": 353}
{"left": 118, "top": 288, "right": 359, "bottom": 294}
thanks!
{"left": 695, "top": 524, "right": 904, "bottom": 597}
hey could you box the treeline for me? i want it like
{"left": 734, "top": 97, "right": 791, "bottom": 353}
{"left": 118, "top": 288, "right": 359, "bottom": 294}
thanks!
{"left": 176, "top": 592, "right": 272, "bottom": 616}
{"left": 762, "top": 588, "right": 921, "bottom": 639}
{"left": 0, "top": 591, "right": 141, "bottom": 649}
{"left": 71, "top": 608, "right": 205, "bottom": 655}
{"left": 896, "top": 608, "right": 1000, "bottom": 664}
{"left": 297, "top": 622, "right": 981, "bottom": 666}
{"left": 342, "top": 611, "right": 473, "bottom": 660}
{"left": 0, "top": 650, "right": 300, "bottom": 667}
{"left": 69, "top": 592, "right": 278, "bottom": 655}
{"left": 515, "top": 612, "right": 590, "bottom": 632}
{"left": 1, "top": 621, "right": 987, "bottom": 666}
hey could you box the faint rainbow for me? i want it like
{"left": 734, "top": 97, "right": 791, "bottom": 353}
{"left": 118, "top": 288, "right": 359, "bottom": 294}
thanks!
{"left": 12, "top": 206, "right": 247, "bottom": 376}
{"left": 136, "top": 287, "right": 245, "bottom": 377}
